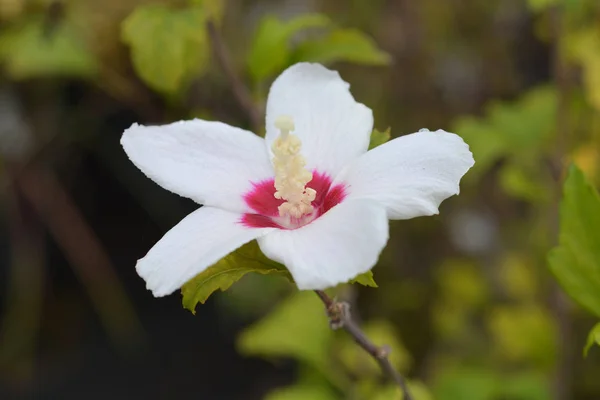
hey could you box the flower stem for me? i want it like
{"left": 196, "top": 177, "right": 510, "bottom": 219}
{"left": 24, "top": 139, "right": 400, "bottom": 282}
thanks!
{"left": 314, "top": 290, "right": 414, "bottom": 400}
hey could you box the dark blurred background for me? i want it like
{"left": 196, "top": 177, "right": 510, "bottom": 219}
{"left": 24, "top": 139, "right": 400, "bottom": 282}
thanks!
{"left": 1, "top": 0, "right": 599, "bottom": 399}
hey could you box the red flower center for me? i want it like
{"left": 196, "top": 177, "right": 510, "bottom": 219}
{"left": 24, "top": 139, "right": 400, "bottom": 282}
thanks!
{"left": 240, "top": 171, "right": 347, "bottom": 229}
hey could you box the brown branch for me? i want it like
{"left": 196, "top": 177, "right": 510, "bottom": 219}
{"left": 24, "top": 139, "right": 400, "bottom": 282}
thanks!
{"left": 549, "top": 5, "right": 572, "bottom": 400}
{"left": 206, "top": 20, "right": 262, "bottom": 133}
{"left": 12, "top": 164, "right": 145, "bottom": 350}
{"left": 315, "top": 290, "right": 413, "bottom": 400}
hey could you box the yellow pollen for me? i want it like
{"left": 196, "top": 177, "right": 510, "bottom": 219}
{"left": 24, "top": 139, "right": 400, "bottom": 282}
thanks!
{"left": 272, "top": 116, "right": 316, "bottom": 218}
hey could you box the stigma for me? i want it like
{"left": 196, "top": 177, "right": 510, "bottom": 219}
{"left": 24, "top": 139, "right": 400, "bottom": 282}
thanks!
{"left": 271, "top": 116, "right": 316, "bottom": 218}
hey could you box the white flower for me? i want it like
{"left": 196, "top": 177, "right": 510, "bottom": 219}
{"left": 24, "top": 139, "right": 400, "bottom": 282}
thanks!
{"left": 121, "top": 63, "right": 474, "bottom": 297}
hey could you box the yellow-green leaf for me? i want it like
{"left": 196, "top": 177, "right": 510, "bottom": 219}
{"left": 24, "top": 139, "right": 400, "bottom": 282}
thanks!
{"left": 181, "top": 240, "right": 291, "bottom": 313}
{"left": 584, "top": 322, "right": 600, "bottom": 357}
{"left": 237, "top": 291, "right": 333, "bottom": 372}
{"left": 548, "top": 165, "right": 600, "bottom": 318}
{"left": 0, "top": 18, "right": 97, "bottom": 79}
{"left": 350, "top": 270, "right": 378, "bottom": 287}
{"left": 121, "top": 4, "right": 210, "bottom": 95}
{"left": 292, "top": 28, "right": 391, "bottom": 66}
{"left": 247, "top": 14, "right": 331, "bottom": 82}
{"left": 369, "top": 127, "right": 391, "bottom": 150}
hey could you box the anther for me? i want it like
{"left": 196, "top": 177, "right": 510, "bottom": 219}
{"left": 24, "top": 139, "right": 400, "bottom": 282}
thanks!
{"left": 271, "top": 115, "right": 316, "bottom": 218}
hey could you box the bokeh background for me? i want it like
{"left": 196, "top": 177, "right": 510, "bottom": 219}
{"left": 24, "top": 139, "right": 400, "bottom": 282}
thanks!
{"left": 1, "top": 0, "right": 600, "bottom": 399}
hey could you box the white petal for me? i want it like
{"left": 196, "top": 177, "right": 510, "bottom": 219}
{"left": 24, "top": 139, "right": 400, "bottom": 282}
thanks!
{"left": 121, "top": 119, "right": 273, "bottom": 213}
{"left": 257, "top": 200, "right": 388, "bottom": 290}
{"left": 335, "top": 129, "right": 474, "bottom": 220}
{"left": 265, "top": 63, "right": 373, "bottom": 177}
{"left": 136, "top": 207, "right": 274, "bottom": 297}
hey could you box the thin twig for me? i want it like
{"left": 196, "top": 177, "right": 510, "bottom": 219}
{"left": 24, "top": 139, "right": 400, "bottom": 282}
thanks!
{"left": 315, "top": 290, "right": 413, "bottom": 400}
{"left": 206, "top": 20, "right": 262, "bottom": 133}
{"left": 12, "top": 164, "right": 145, "bottom": 351}
{"left": 549, "top": 4, "right": 572, "bottom": 400}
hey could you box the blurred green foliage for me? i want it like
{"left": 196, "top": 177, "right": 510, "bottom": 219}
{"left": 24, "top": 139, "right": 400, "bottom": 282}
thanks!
{"left": 247, "top": 13, "right": 389, "bottom": 84}
{"left": 290, "top": 28, "right": 391, "bottom": 66}
{"left": 0, "top": 16, "right": 97, "bottom": 79}
{"left": 453, "top": 86, "right": 557, "bottom": 202}
{"left": 247, "top": 13, "right": 331, "bottom": 82}
{"left": 1, "top": 0, "right": 600, "bottom": 398}
{"left": 121, "top": 4, "right": 211, "bottom": 95}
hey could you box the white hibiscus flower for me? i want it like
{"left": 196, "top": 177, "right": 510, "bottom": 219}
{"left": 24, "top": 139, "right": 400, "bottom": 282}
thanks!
{"left": 121, "top": 62, "right": 474, "bottom": 297}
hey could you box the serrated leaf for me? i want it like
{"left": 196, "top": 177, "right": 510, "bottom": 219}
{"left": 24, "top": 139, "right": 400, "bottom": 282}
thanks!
{"left": 181, "top": 240, "right": 291, "bottom": 313}
{"left": 237, "top": 291, "right": 333, "bottom": 372}
{"left": 292, "top": 28, "right": 391, "bottom": 66}
{"left": 247, "top": 14, "right": 331, "bottom": 82}
{"left": 0, "top": 18, "right": 97, "bottom": 79}
{"left": 584, "top": 322, "right": 600, "bottom": 357}
{"left": 369, "top": 127, "right": 391, "bottom": 150}
{"left": 350, "top": 270, "right": 378, "bottom": 287}
{"left": 121, "top": 4, "right": 210, "bottom": 95}
{"left": 548, "top": 165, "right": 600, "bottom": 318}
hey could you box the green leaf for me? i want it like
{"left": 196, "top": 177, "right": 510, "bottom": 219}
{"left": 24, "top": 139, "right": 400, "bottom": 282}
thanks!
{"left": 247, "top": 14, "right": 331, "bottom": 82}
{"left": 292, "top": 28, "right": 391, "bottom": 66}
{"left": 237, "top": 291, "right": 333, "bottom": 372}
{"left": 121, "top": 4, "right": 210, "bottom": 95}
{"left": 350, "top": 270, "right": 378, "bottom": 287}
{"left": 548, "top": 165, "right": 600, "bottom": 318}
{"left": 181, "top": 240, "right": 291, "bottom": 313}
{"left": 584, "top": 322, "right": 600, "bottom": 357}
{"left": 369, "top": 127, "right": 391, "bottom": 150}
{"left": 0, "top": 18, "right": 97, "bottom": 79}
